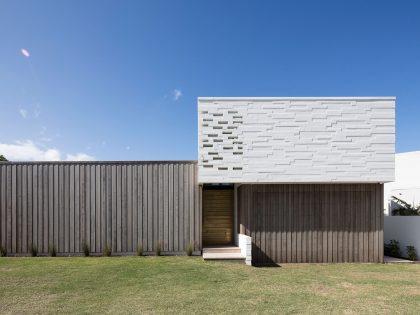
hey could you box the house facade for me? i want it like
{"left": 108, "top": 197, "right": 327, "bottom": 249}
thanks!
{"left": 198, "top": 97, "right": 395, "bottom": 263}
{"left": 0, "top": 97, "right": 395, "bottom": 264}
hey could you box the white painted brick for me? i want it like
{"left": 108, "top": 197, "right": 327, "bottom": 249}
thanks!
{"left": 198, "top": 97, "right": 395, "bottom": 183}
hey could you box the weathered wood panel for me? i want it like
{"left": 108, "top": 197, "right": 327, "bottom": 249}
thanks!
{"left": 202, "top": 188, "right": 234, "bottom": 245}
{"left": 238, "top": 184, "right": 384, "bottom": 264}
{"left": 0, "top": 161, "right": 200, "bottom": 255}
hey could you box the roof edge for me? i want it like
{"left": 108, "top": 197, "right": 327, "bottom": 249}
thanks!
{"left": 198, "top": 96, "right": 396, "bottom": 101}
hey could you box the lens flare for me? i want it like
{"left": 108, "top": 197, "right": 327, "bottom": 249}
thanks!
{"left": 21, "top": 48, "right": 30, "bottom": 57}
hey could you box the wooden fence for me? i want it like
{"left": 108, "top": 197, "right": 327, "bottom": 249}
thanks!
{"left": 0, "top": 161, "right": 201, "bottom": 255}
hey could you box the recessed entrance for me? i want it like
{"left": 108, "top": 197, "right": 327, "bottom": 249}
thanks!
{"left": 202, "top": 186, "right": 234, "bottom": 246}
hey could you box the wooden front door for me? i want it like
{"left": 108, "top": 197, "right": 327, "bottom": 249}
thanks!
{"left": 202, "top": 188, "right": 234, "bottom": 245}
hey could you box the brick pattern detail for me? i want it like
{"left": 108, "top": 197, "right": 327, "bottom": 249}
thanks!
{"left": 198, "top": 98, "right": 395, "bottom": 183}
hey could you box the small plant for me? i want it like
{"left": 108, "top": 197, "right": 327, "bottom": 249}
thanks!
{"left": 82, "top": 242, "right": 90, "bottom": 257}
{"left": 155, "top": 241, "right": 162, "bottom": 256}
{"left": 0, "top": 244, "right": 6, "bottom": 257}
{"left": 48, "top": 243, "right": 57, "bottom": 257}
{"left": 29, "top": 243, "right": 38, "bottom": 257}
{"left": 385, "top": 239, "right": 401, "bottom": 257}
{"left": 407, "top": 245, "right": 417, "bottom": 261}
{"left": 103, "top": 244, "right": 112, "bottom": 257}
{"left": 185, "top": 241, "right": 195, "bottom": 256}
{"left": 136, "top": 243, "right": 144, "bottom": 256}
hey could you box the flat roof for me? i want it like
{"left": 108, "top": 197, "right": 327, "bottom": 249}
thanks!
{"left": 199, "top": 96, "right": 396, "bottom": 101}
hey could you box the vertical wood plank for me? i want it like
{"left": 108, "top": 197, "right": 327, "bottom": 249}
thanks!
{"left": 173, "top": 164, "right": 179, "bottom": 251}
{"left": 79, "top": 165, "right": 86, "bottom": 251}
{"left": 168, "top": 164, "right": 174, "bottom": 251}
{"left": 11, "top": 165, "right": 16, "bottom": 253}
{"left": 0, "top": 166, "right": 6, "bottom": 250}
{"left": 75, "top": 165, "right": 80, "bottom": 253}
{"left": 116, "top": 164, "right": 121, "bottom": 252}
{"left": 90, "top": 165, "right": 96, "bottom": 252}
{"left": 379, "top": 185, "right": 384, "bottom": 262}
{"left": 178, "top": 164, "right": 184, "bottom": 252}
{"left": 95, "top": 165, "right": 101, "bottom": 253}
{"left": 16, "top": 165, "right": 22, "bottom": 253}
{"left": 163, "top": 163, "right": 168, "bottom": 251}
{"left": 127, "top": 165, "right": 133, "bottom": 252}
{"left": 121, "top": 164, "right": 127, "bottom": 252}
{"left": 22, "top": 165, "right": 28, "bottom": 252}
{"left": 158, "top": 164, "right": 164, "bottom": 249}
{"left": 69, "top": 164, "right": 75, "bottom": 253}
{"left": 148, "top": 164, "right": 153, "bottom": 252}
{"left": 132, "top": 165, "right": 137, "bottom": 252}
{"left": 101, "top": 165, "right": 106, "bottom": 252}
{"left": 48, "top": 165, "right": 54, "bottom": 252}
{"left": 111, "top": 165, "right": 117, "bottom": 252}
{"left": 136, "top": 165, "right": 144, "bottom": 246}
{"left": 106, "top": 165, "right": 112, "bottom": 249}
{"left": 32, "top": 165, "right": 38, "bottom": 253}
{"left": 64, "top": 164, "right": 69, "bottom": 253}
{"left": 142, "top": 164, "right": 147, "bottom": 251}
{"left": 189, "top": 164, "right": 194, "bottom": 249}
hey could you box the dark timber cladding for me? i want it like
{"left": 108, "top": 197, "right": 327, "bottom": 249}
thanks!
{"left": 238, "top": 184, "right": 384, "bottom": 264}
{"left": 0, "top": 161, "right": 201, "bottom": 255}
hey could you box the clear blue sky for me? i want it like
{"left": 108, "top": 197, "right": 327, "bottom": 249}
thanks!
{"left": 1, "top": 0, "right": 419, "bottom": 161}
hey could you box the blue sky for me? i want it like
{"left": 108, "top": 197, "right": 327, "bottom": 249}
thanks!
{"left": 0, "top": 0, "right": 419, "bottom": 161}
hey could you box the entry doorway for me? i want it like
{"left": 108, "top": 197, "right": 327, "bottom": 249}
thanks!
{"left": 202, "top": 186, "right": 234, "bottom": 246}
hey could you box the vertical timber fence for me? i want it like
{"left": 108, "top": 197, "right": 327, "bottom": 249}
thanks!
{"left": 0, "top": 161, "right": 201, "bottom": 255}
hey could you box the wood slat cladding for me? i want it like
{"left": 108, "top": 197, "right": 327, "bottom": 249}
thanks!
{"left": 202, "top": 189, "right": 233, "bottom": 245}
{"left": 0, "top": 162, "right": 201, "bottom": 255}
{"left": 238, "top": 184, "right": 384, "bottom": 264}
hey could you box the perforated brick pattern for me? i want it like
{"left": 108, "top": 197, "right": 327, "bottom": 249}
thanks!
{"left": 198, "top": 98, "right": 395, "bottom": 183}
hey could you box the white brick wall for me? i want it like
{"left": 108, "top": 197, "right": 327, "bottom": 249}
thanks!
{"left": 198, "top": 97, "right": 395, "bottom": 183}
{"left": 238, "top": 234, "right": 252, "bottom": 265}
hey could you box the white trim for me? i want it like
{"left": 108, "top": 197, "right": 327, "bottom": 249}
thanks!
{"left": 199, "top": 96, "right": 396, "bottom": 101}
{"left": 199, "top": 181, "right": 388, "bottom": 184}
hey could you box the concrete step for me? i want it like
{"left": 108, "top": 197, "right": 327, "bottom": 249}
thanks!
{"left": 203, "top": 252, "right": 245, "bottom": 260}
{"left": 203, "top": 246, "right": 245, "bottom": 261}
{"left": 203, "top": 246, "right": 241, "bottom": 254}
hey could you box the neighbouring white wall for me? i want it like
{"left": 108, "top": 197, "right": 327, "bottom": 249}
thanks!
{"left": 198, "top": 97, "right": 395, "bottom": 184}
{"left": 384, "top": 151, "right": 420, "bottom": 215}
{"left": 384, "top": 216, "right": 420, "bottom": 258}
{"left": 238, "top": 234, "right": 252, "bottom": 265}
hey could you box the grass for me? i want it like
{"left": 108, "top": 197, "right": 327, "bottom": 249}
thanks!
{"left": 1, "top": 257, "right": 420, "bottom": 314}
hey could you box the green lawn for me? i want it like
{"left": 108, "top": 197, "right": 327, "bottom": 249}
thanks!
{"left": 1, "top": 257, "right": 420, "bottom": 314}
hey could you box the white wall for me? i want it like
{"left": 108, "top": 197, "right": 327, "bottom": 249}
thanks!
{"left": 384, "top": 151, "right": 420, "bottom": 215}
{"left": 238, "top": 234, "right": 252, "bottom": 265}
{"left": 384, "top": 216, "right": 420, "bottom": 258}
{"left": 198, "top": 97, "right": 395, "bottom": 184}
